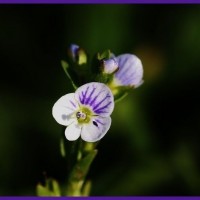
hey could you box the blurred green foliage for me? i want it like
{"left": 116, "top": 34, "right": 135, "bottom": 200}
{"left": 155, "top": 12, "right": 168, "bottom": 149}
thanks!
{"left": 0, "top": 5, "right": 200, "bottom": 196}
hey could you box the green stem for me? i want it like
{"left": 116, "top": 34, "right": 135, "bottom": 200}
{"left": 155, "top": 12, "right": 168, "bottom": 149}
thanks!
{"left": 65, "top": 140, "right": 98, "bottom": 196}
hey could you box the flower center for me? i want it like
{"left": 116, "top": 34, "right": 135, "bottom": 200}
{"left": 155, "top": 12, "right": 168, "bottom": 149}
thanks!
{"left": 76, "top": 106, "right": 92, "bottom": 124}
{"left": 76, "top": 111, "right": 86, "bottom": 120}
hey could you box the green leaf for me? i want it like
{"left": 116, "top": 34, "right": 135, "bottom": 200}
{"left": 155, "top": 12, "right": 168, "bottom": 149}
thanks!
{"left": 61, "top": 60, "right": 77, "bottom": 90}
{"left": 51, "top": 179, "right": 61, "bottom": 196}
{"left": 36, "top": 178, "right": 61, "bottom": 196}
{"left": 77, "top": 48, "right": 87, "bottom": 65}
{"left": 36, "top": 184, "right": 52, "bottom": 196}
{"left": 82, "top": 180, "right": 92, "bottom": 196}
{"left": 97, "top": 49, "right": 111, "bottom": 60}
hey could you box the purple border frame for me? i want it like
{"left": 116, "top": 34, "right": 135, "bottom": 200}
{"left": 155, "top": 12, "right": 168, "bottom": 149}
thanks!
{"left": 0, "top": 198, "right": 198, "bottom": 199}
{"left": 0, "top": 0, "right": 200, "bottom": 3}
{"left": 0, "top": 1, "right": 199, "bottom": 200}
{"left": 0, "top": 198, "right": 200, "bottom": 199}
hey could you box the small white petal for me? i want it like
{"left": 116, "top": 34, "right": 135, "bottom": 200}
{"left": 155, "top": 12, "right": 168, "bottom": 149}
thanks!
{"left": 65, "top": 122, "right": 81, "bottom": 141}
{"left": 81, "top": 116, "right": 111, "bottom": 142}
{"left": 74, "top": 82, "right": 114, "bottom": 117}
{"left": 52, "top": 93, "right": 79, "bottom": 126}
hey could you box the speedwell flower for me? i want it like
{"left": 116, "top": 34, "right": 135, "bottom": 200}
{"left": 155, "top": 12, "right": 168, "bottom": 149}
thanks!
{"left": 52, "top": 82, "right": 114, "bottom": 142}
{"left": 112, "top": 54, "right": 143, "bottom": 88}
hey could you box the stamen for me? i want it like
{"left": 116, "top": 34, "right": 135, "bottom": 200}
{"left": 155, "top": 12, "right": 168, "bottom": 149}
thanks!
{"left": 76, "top": 111, "right": 86, "bottom": 120}
{"left": 76, "top": 107, "right": 92, "bottom": 124}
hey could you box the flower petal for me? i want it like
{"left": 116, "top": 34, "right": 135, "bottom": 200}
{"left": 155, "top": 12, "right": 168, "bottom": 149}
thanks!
{"left": 52, "top": 93, "right": 79, "bottom": 126}
{"left": 74, "top": 82, "right": 114, "bottom": 117}
{"left": 81, "top": 116, "right": 111, "bottom": 142}
{"left": 65, "top": 122, "right": 81, "bottom": 141}
{"left": 114, "top": 54, "right": 143, "bottom": 87}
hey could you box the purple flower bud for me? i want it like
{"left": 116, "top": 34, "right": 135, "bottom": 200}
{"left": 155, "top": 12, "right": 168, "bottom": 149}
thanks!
{"left": 69, "top": 44, "right": 79, "bottom": 60}
{"left": 69, "top": 44, "right": 87, "bottom": 65}
{"left": 102, "top": 58, "right": 118, "bottom": 74}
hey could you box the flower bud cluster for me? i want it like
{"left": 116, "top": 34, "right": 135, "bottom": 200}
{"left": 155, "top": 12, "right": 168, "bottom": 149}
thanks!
{"left": 64, "top": 44, "right": 144, "bottom": 101}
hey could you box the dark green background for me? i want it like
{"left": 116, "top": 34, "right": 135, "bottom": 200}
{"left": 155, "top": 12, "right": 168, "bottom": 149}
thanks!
{"left": 1, "top": 5, "right": 200, "bottom": 195}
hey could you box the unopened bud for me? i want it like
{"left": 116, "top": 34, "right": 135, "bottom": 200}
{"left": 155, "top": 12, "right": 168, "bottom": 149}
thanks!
{"left": 68, "top": 44, "right": 87, "bottom": 65}
{"left": 102, "top": 58, "right": 118, "bottom": 74}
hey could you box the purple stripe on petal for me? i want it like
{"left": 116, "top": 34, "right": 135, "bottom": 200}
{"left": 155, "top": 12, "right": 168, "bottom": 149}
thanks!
{"left": 88, "top": 90, "right": 102, "bottom": 107}
{"left": 116, "top": 56, "right": 130, "bottom": 79}
{"left": 93, "top": 94, "right": 111, "bottom": 110}
{"left": 114, "top": 54, "right": 143, "bottom": 87}
{"left": 63, "top": 106, "right": 74, "bottom": 111}
{"left": 95, "top": 111, "right": 108, "bottom": 114}
{"left": 95, "top": 119, "right": 105, "bottom": 125}
{"left": 74, "top": 82, "right": 114, "bottom": 117}
{"left": 79, "top": 91, "right": 84, "bottom": 103}
{"left": 84, "top": 86, "right": 90, "bottom": 103}
{"left": 116, "top": 64, "right": 133, "bottom": 80}
{"left": 120, "top": 72, "right": 135, "bottom": 84}
{"left": 70, "top": 100, "right": 76, "bottom": 108}
{"left": 85, "top": 87, "right": 96, "bottom": 104}
{"left": 82, "top": 86, "right": 89, "bottom": 104}
{"left": 94, "top": 101, "right": 112, "bottom": 113}
{"left": 121, "top": 75, "right": 137, "bottom": 85}
{"left": 79, "top": 96, "right": 82, "bottom": 104}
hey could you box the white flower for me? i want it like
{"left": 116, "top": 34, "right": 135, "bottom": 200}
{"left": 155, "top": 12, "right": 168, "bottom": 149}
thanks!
{"left": 52, "top": 82, "right": 114, "bottom": 142}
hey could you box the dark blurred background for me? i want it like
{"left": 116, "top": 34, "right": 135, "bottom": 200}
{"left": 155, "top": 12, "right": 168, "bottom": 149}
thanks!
{"left": 1, "top": 5, "right": 200, "bottom": 196}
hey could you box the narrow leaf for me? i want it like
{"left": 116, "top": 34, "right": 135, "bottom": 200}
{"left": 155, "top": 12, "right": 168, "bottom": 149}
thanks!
{"left": 60, "top": 137, "right": 66, "bottom": 157}
{"left": 82, "top": 180, "right": 92, "bottom": 196}
{"left": 36, "top": 178, "right": 61, "bottom": 197}
{"left": 61, "top": 60, "right": 77, "bottom": 90}
{"left": 36, "top": 184, "right": 51, "bottom": 196}
{"left": 97, "top": 50, "right": 111, "bottom": 60}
